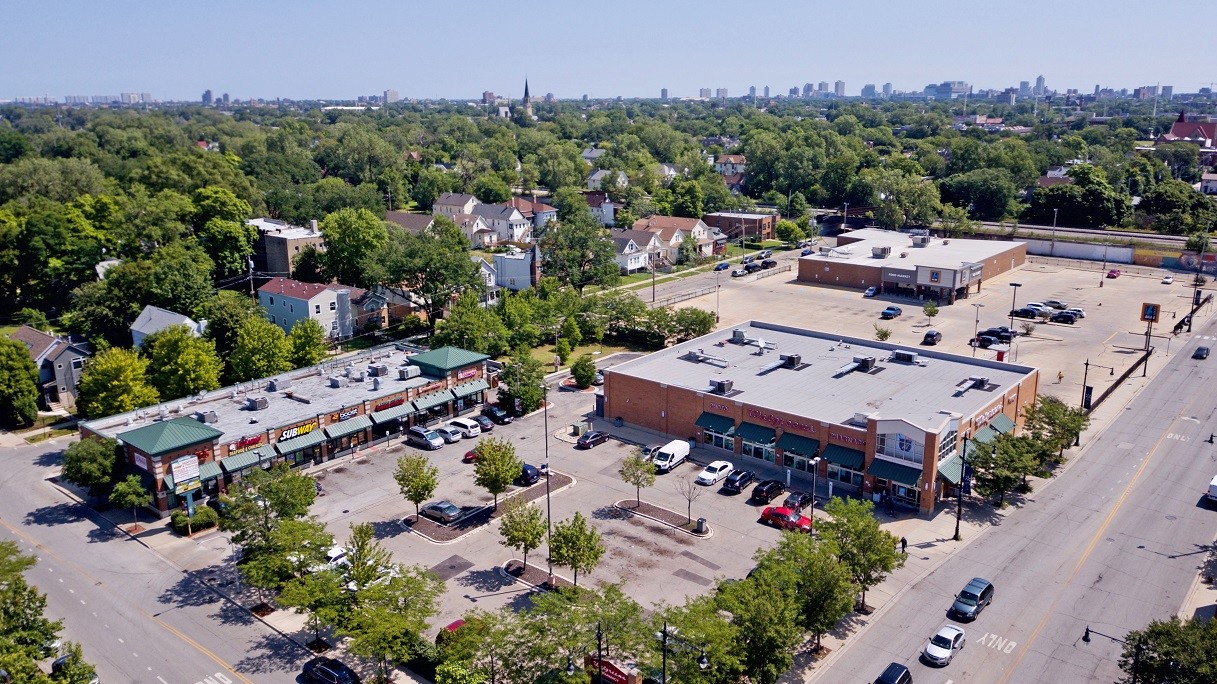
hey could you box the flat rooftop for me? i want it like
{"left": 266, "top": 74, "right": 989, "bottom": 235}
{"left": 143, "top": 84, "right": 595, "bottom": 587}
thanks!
{"left": 608, "top": 321, "right": 1036, "bottom": 431}
{"left": 704, "top": 212, "right": 774, "bottom": 219}
{"left": 248, "top": 217, "right": 321, "bottom": 241}
{"left": 802, "top": 228, "right": 1022, "bottom": 271}
{"left": 82, "top": 346, "right": 435, "bottom": 444}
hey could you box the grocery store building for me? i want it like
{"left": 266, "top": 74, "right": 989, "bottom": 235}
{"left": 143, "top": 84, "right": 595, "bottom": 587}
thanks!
{"left": 797, "top": 228, "right": 1027, "bottom": 303}
{"left": 79, "top": 346, "right": 490, "bottom": 515}
{"left": 602, "top": 321, "right": 1039, "bottom": 514}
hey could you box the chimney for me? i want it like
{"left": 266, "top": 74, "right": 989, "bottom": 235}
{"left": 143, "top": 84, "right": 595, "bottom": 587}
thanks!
{"left": 309, "top": 219, "right": 319, "bottom": 234}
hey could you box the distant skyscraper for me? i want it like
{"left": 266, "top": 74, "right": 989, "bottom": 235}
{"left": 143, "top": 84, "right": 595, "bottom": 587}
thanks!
{"left": 1094, "top": 84, "right": 1101, "bottom": 96}
{"left": 861, "top": 84, "right": 877, "bottom": 98}
{"left": 803, "top": 83, "right": 814, "bottom": 97}
{"left": 882, "top": 83, "right": 892, "bottom": 98}
{"left": 834, "top": 80, "right": 845, "bottom": 97}
{"left": 1162, "top": 85, "right": 1173, "bottom": 100}
{"left": 763, "top": 85, "right": 770, "bottom": 98}
{"left": 1034, "top": 74, "right": 1045, "bottom": 96}
{"left": 383, "top": 89, "right": 399, "bottom": 103}
{"left": 699, "top": 88, "right": 711, "bottom": 98}
{"left": 140, "top": 93, "right": 152, "bottom": 103}
{"left": 748, "top": 85, "right": 756, "bottom": 98}
{"left": 1019, "top": 81, "right": 1031, "bottom": 98}
{"left": 817, "top": 81, "right": 829, "bottom": 92}
{"left": 661, "top": 88, "right": 668, "bottom": 100}
{"left": 482, "top": 91, "right": 495, "bottom": 104}
{"left": 202, "top": 89, "right": 213, "bottom": 105}
{"left": 221, "top": 92, "right": 230, "bottom": 106}
{"left": 789, "top": 86, "right": 799, "bottom": 97}
{"left": 715, "top": 88, "right": 728, "bottom": 99}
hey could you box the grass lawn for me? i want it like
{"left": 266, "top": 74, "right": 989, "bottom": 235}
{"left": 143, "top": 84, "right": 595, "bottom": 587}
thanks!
{"left": 522, "top": 341, "right": 635, "bottom": 371}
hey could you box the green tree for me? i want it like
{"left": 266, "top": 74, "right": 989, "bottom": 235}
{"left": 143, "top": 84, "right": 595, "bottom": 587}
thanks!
{"left": 923, "top": 301, "right": 939, "bottom": 326}
{"left": 363, "top": 218, "right": 482, "bottom": 331}
{"left": 431, "top": 291, "right": 510, "bottom": 357}
{"left": 760, "top": 532, "right": 855, "bottom": 651}
{"left": 76, "top": 347, "right": 159, "bottom": 418}
{"left": 341, "top": 564, "right": 444, "bottom": 681}
{"left": 320, "top": 207, "right": 389, "bottom": 287}
{"left": 287, "top": 318, "right": 329, "bottom": 368}
{"left": 819, "top": 497, "right": 905, "bottom": 610}
{"left": 219, "top": 463, "right": 318, "bottom": 555}
{"left": 108, "top": 474, "right": 150, "bottom": 527}
{"left": 46, "top": 641, "right": 97, "bottom": 682}
{"left": 201, "top": 290, "right": 264, "bottom": 363}
{"left": 291, "top": 245, "right": 329, "bottom": 283}
{"left": 619, "top": 452, "right": 657, "bottom": 506}
{"left": 436, "top": 660, "right": 485, "bottom": 684}
{"left": 395, "top": 454, "right": 439, "bottom": 519}
{"left": 277, "top": 567, "right": 346, "bottom": 645}
{"left": 196, "top": 217, "right": 257, "bottom": 278}
{"left": 0, "top": 336, "right": 39, "bottom": 427}
{"left": 714, "top": 562, "right": 803, "bottom": 684}
{"left": 143, "top": 324, "right": 224, "bottom": 400}
{"left": 0, "top": 540, "right": 37, "bottom": 584}
{"left": 570, "top": 354, "right": 596, "bottom": 389}
{"left": 496, "top": 347, "right": 546, "bottom": 415}
{"left": 342, "top": 522, "right": 395, "bottom": 599}
{"left": 873, "top": 324, "right": 892, "bottom": 341}
{"left": 539, "top": 213, "right": 620, "bottom": 294}
{"left": 60, "top": 438, "right": 120, "bottom": 497}
{"left": 939, "top": 168, "right": 1018, "bottom": 220}
{"left": 968, "top": 435, "right": 1036, "bottom": 505}
{"left": 774, "top": 219, "right": 805, "bottom": 244}
{"left": 472, "top": 437, "right": 522, "bottom": 509}
{"left": 14, "top": 307, "right": 50, "bottom": 330}
{"left": 1118, "top": 615, "right": 1217, "bottom": 684}
{"left": 553, "top": 338, "right": 572, "bottom": 365}
{"left": 228, "top": 317, "right": 292, "bottom": 383}
{"left": 672, "top": 178, "right": 704, "bottom": 218}
{"left": 549, "top": 512, "right": 604, "bottom": 587}
{"left": 1023, "top": 395, "right": 1091, "bottom": 462}
{"left": 497, "top": 497, "right": 546, "bottom": 570}
{"left": 672, "top": 307, "right": 717, "bottom": 342}
{"left": 559, "top": 316, "right": 583, "bottom": 347}
{"left": 551, "top": 186, "right": 592, "bottom": 224}
{"left": 471, "top": 174, "right": 512, "bottom": 204}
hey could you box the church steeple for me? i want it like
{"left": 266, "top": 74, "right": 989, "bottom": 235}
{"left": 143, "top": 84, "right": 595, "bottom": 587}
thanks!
{"left": 523, "top": 78, "right": 530, "bottom": 102}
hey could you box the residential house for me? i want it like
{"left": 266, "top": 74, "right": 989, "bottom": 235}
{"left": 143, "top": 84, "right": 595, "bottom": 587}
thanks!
{"left": 701, "top": 212, "right": 777, "bottom": 243}
{"left": 130, "top": 305, "right": 206, "bottom": 349}
{"left": 452, "top": 213, "right": 497, "bottom": 248}
{"left": 657, "top": 163, "right": 681, "bottom": 184}
{"left": 493, "top": 247, "right": 539, "bottom": 292}
{"left": 471, "top": 256, "right": 500, "bottom": 306}
{"left": 8, "top": 326, "right": 91, "bottom": 411}
{"left": 581, "top": 147, "right": 607, "bottom": 165}
{"left": 633, "top": 215, "right": 720, "bottom": 259}
{"left": 470, "top": 204, "right": 532, "bottom": 243}
{"left": 583, "top": 190, "right": 617, "bottom": 226}
{"left": 257, "top": 278, "right": 388, "bottom": 340}
{"left": 714, "top": 154, "right": 747, "bottom": 176}
{"left": 1202, "top": 173, "right": 1217, "bottom": 196}
{"left": 433, "top": 193, "right": 480, "bottom": 217}
{"left": 722, "top": 173, "right": 746, "bottom": 194}
{"left": 248, "top": 218, "right": 326, "bottom": 276}
{"left": 612, "top": 229, "right": 661, "bottom": 274}
{"left": 1156, "top": 110, "right": 1216, "bottom": 147}
{"left": 631, "top": 217, "right": 687, "bottom": 264}
{"left": 507, "top": 197, "right": 558, "bottom": 229}
{"left": 384, "top": 211, "right": 434, "bottom": 234}
{"left": 586, "top": 169, "right": 628, "bottom": 191}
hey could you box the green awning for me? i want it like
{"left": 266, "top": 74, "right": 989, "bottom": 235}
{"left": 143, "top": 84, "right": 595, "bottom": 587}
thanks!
{"left": 199, "top": 460, "right": 223, "bottom": 482}
{"left": 964, "top": 427, "right": 999, "bottom": 458}
{"left": 989, "top": 414, "right": 1016, "bottom": 434}
{"left": 275, "top": 429, "right": 325, "bottom": 454}
{"left": 938, "top": 453, "right": 963, "bottom": 485}
{"left": 734, "top": 422, "right": 776, "bottom": 444}
{"left": 371, "top": 400, "right": 417, "bottom": 424}
{"left": 776, "top": 432, "right": 820, "bottom": 456}
{"left": 414, "top": 390, "right": 454, "bottom": 411}
{"left": 324, "top": 415, "right": 372, "bottom": 438}
{"left": 452, "top": 378, "right": 490, "bottom": 398}
{"left": 162, "top": 471, "right": 174, "bottom": 490}
{"left": 221, "top": 446, "right": 274, "bottom": 473}
{"left": 868, "top": 458, "right": 923, "bottom": 487}
{"left": 822, "top": 444, "right": 866, "bottom": 469}
{"left": 694, "top": 412, "right": 735, "bottom": 434}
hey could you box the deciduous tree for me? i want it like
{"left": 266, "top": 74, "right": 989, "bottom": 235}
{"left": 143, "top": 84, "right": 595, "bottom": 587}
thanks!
{"left": 539, "top": 212, "right": 620, "bottom": 295}
{"left": 819, "top": 497, "right": 905, "bottom": 610}
{"left": 549, "top": 511, "right": 604, "bottom": 586}
{"left": 570, "top": 354, "right": 596, "bottom": 389}
{"left": 287, "top": 318, "right": 329, "bottom": 368}
{"left": 0, "top": 337, "right": 39, "bottom": 427}
{"left": 1118, "top": 615, "right": 1217, "bottom": 684}
{"left": 395, "top": 454, "right": 439, "bottom": 519}
{"left": 143, "top": 324, "right": 223, "bottom": 400}
{"left": 496, "top": 346, "right": 545, "bottom": 415}
{"left": 320, "top": 207, "right": 389, "bottom": 287}
{"left": 76, "top": 347, "right": 159, "bottom": 418}
{"left": 619, "top": 452, "right": 657, "bottom": 506}
{"left": 60, "top": 438, "right": 120, "bottom": 497}
{"left": 431, "top": 291, "right": 510, "bottom": 357}
{"left": 228, "top": 317, "right": 292, "bottom": 383}
{"left": 497, "top": 497, "right": 546, "bottom": 570}
{"left": 472, "top": 437, "right": 522, "bottom": 509}
{"left": 109, "top": 475, "right": 150, "bottom": 527}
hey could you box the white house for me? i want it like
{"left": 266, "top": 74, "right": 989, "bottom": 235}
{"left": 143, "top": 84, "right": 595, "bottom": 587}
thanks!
{"left": 714, "top": 154, "right": 747, "bottom": 176}
{"left": 257, "top": 278, "right": 387, "bottom": 340}
{"left": 130, "top": 305, "right": 206, "bottom": 349}
{"left": 612, "top": 230, "right": 662, "bottom": 274}
{"left": 452, "top": 213, "right": 497, "bottom": 248}
{"left": 1202, "top": 173, "right": 1217, "bottom": 195}
{"left": 584, "top": 191, "right": 617, "bottom": 226}
{"left": 471, "top": 256, "right": 500, "bottom": 306}
{"left": 433, "top": 192, "right": 479, "bottom": 217}
{"left": 493, "top": 247, "right": 538, "bottom": 291}
{"left": 471, "top": 204, "right": 532, "bottom": 243}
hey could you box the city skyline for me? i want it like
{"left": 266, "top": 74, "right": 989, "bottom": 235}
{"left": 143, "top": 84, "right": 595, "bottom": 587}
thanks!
{"left": 1, "top": 0, "right": 1213, "bottom": 102}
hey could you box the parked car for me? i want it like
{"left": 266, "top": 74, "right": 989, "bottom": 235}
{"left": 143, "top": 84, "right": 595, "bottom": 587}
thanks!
{"left": 800, "top": 247, "right": 813, "bottom": 256}
{"left": 1024, "top": 302, "right": 1050, "bottom": 313}
{"left": 981, "top": 326, "right": 1018, "bottom": 340}
{"left": 783, "top": 491, "right": 815, "bottom": 512}
{"left": 421, "top": 500, "right": 463, "bottom": 524}
{"left": 1162, "top": 274, "right": 1175, "bottom": 284}
{"left": 1049, "top": 311, "right": 1078, "bottom": 324}
{"left": 309, "top": 546, "right": 349, "bottom": 574}
{"left": 760, "top": 506, "right": 812, "bottom": 532}
{"left": 516, "top": 464, "right": 541, "bottom": 486}
{"left": 1194, "top": 346, "right": 1211, "bottom": 360}
{"left": 652, "top": 439, "right": 690, "bottom": 472}
{"left": 1064, "top": 307, "right": 1086, "bottom": 319}
{"left": 434, "top": 425, "right": 463, "bottom": 443}
{"left": 51, "top": 656, "right": 99, "bottom": 684}
{"left": 880, "top": 306, "right": 903, "bottom": 319}
{"left": 949, "top": 577, "right": 995, "bottom": 621}
{"left": 731, "top": 268, "right": 748, "bottom": 277}
{"left": 640, "top": 443, "right": 664, "bottom": 459}
{"left": 873, "top": 662, "right": 912, "bottom": 684}
{"left": 481, "top": 405, "right": 513, "bottom": 425}
{"left": 863, "top": 286, "right": 878, "bottom": 297}
{"left": 576, "top": 431, "right": 609, "bottom": 449}
{"left": 760, "top": 259, "right": 778, "bottom": 269}
{"left": 971, "top": 335, "right": 1000, "bottom": 349}
{"left": 741, "top": 255, "right": 756, "bottom": 264}
{"left": 1010, "top": 307, "right": 1038, "bottom": 319}
{"left": 1043, "top": 300, "right": 1068, "bottom": 310}
{"left": 302, "top": 657, "right": 362, "bottom": 684}
{"left": 1107, "top": 269, "right": 1121, "bottom": 278}
{"left": 922, "top": 330, "right": 942, "bottom": 345}
{"left": 713, "top": 262, "right": 731, "bottom": 271}
{"left": 448, "top": 417, "right": 481, "bottom": 438}
{"left": 406, "top": 426, "right": 444, "bottom": 450}
{"left": 462, "top": 448, "right": 480, "bottom": 463}
{"left": 744, "top": 261, "right": 763, "bottom": 273}
{"left": 471, "top": 414, "right": 495, "bottom": 432}
{"left": 757, "top": 249, "right": 773, "bottom": 258}
{"left": 722, "top": 469, "right": 755, "bottom": 493}
{"left": 696, "top": 460, "right": 734, "bottom": 485}
{"left": 751, "top": 479, "right": 786, "bottom": 503}
{"left": 593, "top": 369, "right": 604, "bottom": 385}
{"left": 923, "top": 625, "right": 966, "bottom": 666}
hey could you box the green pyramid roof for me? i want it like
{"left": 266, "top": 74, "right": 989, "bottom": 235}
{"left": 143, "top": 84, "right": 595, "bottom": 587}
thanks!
{"left": 118, "top": 417, "right": 223, "bottom": 456}
{"left": 408, "top": 347, "right": 489, "bottom": 373}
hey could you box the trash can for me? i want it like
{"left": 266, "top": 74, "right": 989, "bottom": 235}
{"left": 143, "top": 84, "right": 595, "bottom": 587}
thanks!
{"left": 613, "top": 416, "right": 624, "bottom": 427}
{"left": 695, "top": 517, "right": 707, "bottom": 534}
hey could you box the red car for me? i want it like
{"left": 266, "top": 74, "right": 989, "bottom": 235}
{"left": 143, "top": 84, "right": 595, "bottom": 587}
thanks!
{"left": 462, "top": 449, "right": 479, "bottom": 463}
{"left": 1106, "top": 269, "right": 1121, "bottom": 278}
{"left": 760, "top": 506, "right": 813, "bottom": 532}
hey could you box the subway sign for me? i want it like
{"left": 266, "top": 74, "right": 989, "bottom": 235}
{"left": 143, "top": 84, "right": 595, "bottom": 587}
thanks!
{"left": 279, "top": 420, "right": 319, "bottom": 441}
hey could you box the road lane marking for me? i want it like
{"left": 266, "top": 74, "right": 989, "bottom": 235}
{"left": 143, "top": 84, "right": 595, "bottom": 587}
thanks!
{"left": 157, "top": 677, "right": 169, "bottom": 684}
{"left": 979, "top": 632, "right": 1018, "bottom": 653}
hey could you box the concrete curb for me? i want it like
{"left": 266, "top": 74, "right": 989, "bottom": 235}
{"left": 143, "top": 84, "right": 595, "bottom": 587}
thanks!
{"left": 403, "top": 471, "right": 576, "bottom": 545}
{"left": 612, "top": 500, "right": 713, "bottom": 538}
{"left": 497, "top": 560, "right": 573, "bottom": 592}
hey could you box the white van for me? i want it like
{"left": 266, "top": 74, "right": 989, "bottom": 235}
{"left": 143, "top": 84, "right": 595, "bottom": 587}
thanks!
{"left": 1207, "top": 474, "right": 1217, "bottom": 504}
{"left": 652, "top": 439, "right": 690, "bottom": 473}
{"left": 448, "top": 417, "right": 482, "bottom": 439}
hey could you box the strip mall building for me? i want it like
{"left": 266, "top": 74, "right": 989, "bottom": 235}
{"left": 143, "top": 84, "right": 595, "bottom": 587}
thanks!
{"left": 603, "top": 321, "right": 1039, "bottom": 514}
{"left": 79, "top": 346, "right": 490, "bottom": 515}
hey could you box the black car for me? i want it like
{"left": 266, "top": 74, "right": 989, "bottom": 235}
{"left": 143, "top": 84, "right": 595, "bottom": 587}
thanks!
{"left": 576, "top": 431, "right": 609, "bottom": 448}
{"left": 516, "top": 464, "right": 541, "bottom": 486}
{"left": 744, "top": 261, "right": 763, "bottom": 273}
{"left": 741, "top": 255, "right": 756, "bottom": 264}
{"left": 783, "top": 490, "right": 815, "bottom": 512}
{"left": 751, "top": 479, "right": 786, "bottom": 503}
{"left": 922, "top": 330, "right": 942, "bottom": 345}
{"left": 980, "top": 327, "right": 1016, "bottom": 342}
{"left": 874, "top": 662, "right": 912, "bottom": 684}
{"left": 471, "top": 414, "right": 495, "bottom": 432}
{"left": 971, "top": 335, "right": 1000, "bottom": 349}
{"left": 1049, "top": 311, "right": 1078, "bottom": 324}
{"left": 1194, "top": 346, "right": 1211, "bottom": 360}
{"left": 303, "top": 656, "right": 362, "bottom": 684}
{"left": 481, "top": 405, "right": 513, "bottom": 424}
{"left": 1010, "top": 307, "right": 1039, "bottom": 319}
{"left": 760, "top": 259, "right": 778, "bottom": 269}
{"left": 722, "top": 469, "right": 755, "bottom": 493}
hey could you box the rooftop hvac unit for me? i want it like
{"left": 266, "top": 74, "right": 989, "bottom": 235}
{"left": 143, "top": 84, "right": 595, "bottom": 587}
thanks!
{"left": 871, "top": 246, "right": 892, "bottom": 258}
{"left": 732, "top": 329, "right": 747, "bottom": 343}
{"left": 398, "top": 365, "right": 421, "bottom": 380}
{"left": 268, "top": 377, "right": 292, "bottom": 392}
{"left": 157, "top": 406, "right": 169, "bottom": 420}
{"left": 352, "top": 370, "right": 366, "bottom": 382}
{"left": 854, "top": 355, "right": 877, "bottom": 371}
{"left": 246, "top": 396, "right": 269, "bottom": 410}
{"left": 911, "top": 235, "right": 930, "bottom": 247}
{"left": 329, "top": 376, "right": 349, "bottom": 388}
{"left": 891, "top": 350, "right": 920, "bottom": 364}
{"left": 781, "top": 353, "right": 802, "bottom": 368}
{"left": 194, "top": 410, "right": 219, "bottom": 424}
{"left": 372, "top": 377, "right": 381, "bottom": 391}
{"left": 711, "top": 379, "right": 734, "bottom": 394}
{"left": 968, "top": 376, "right": 990, "bottom": 389}
{"left": 369, "top": 364, "right": 390, "bottom": 377}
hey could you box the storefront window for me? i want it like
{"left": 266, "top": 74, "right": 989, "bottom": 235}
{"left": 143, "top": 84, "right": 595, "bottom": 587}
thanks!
{"left": 827, "top": 464, "right": 864, "bottom": 488}
{"left": 893, "top": 484, "right": 920, "bottom": 507}
{"left": 876, "top": 433, "right": 924, "bottom": 465}
{"left": 702, "top": 429, "right": 735, "bottom": 452}
{"left": 743, "top": 439, "right": 775, "bottom": 462}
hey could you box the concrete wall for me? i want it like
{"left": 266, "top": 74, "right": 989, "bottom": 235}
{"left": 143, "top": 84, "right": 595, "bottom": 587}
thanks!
{"left": 1024, "top": 239, "right": 1133, "bottom": 263}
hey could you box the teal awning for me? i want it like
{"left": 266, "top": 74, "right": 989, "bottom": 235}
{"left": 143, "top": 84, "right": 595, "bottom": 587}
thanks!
{"left": 324, "top": 415, "right": 372, "bottom": 438}
{"left": 937, "top": 453, "right": 963, "bottom": 485}
{"left": 275, "top": 429, "right": 325, "bottom": 454}
{"left": 989, "top": 413, "right": 1016, "bottom": 434}
{"left": 867, "top": 458, "right": 923, "bottom": 487}
{"left": 371, "top": 400, "right": 417, "bottom": 424}
{"left": 162, "top": 471, "right": 174, "bottom": 490}
{"left": 452, "top": 379, "right": 490, "bottom": 398}
{"left": 199, "top": 460, "right": 223, "bottom": 482}
{"left": 694, "top": 412, "right": 735, "bottom": 434}
{"left": 414, "top": 390, "right": 454, "bottom": 411}
{"left": 822, "top": 444, "right": 865, "bottom": 470}
{"left": 734, "top": 422, "right": 776, "bottom": 444}
{"left": 964, "top": 427, "right": 999, "bottom": 458}
{"left": 776, "top": 432, "right": 820, "bottom": 456}
{"left": 221, "top": 446, "right": 274, "bottom": 473}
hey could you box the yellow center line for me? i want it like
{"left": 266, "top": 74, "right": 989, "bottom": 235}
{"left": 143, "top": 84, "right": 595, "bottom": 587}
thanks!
{"left": 996, "top": 419, "right": 1178, "bottom": 683}
{"left": 0, "top": 516, "right": 255, "bottom": 684}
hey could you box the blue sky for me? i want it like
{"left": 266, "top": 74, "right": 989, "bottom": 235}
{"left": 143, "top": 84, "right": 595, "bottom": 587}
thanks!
{"left": 3, "top": 0, "right": 1212, "bottom": 101}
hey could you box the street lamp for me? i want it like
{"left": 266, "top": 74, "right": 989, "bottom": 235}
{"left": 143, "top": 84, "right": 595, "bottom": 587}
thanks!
{"left": 1099, "top": 242, "right": 1110, "bottom": 288}
{"left": 715, "top": 269, "right": 721, "bottom": 323}
{"left": 660, "top": 622, "right": 709, "bottom": 684}
{"left": 566, "top": 622, "right": 605, "bottom": 684}
{"left": 1051, "top": 208, "right": 1058, "bottom": 255}
{"left": 809, "top": 456, "right": 822, "bottom": 508}
{"left": 953, "top": 434, "right": 971, "bottom": 541}
{"left": 1079, "top": 359, "right": 1115, "bottom": 412}
{"left": 1008, "top": 282, "right": 1022, "bottom": 330}
{"left": 971, "top": 303, "right": 985, "bottom": 357}
{"left": 1083, "top": 626, "right": 1145, "bottom": 684}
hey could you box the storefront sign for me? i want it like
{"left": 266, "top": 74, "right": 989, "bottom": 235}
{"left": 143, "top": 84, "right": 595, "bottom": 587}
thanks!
{"left": 227, "top": 434, "right": 263, "bottom": 455}
{"left": 132, "top": 453, "right": 148, "bottom": 471}
{"left": 591, "top": 658, "right": 629, "bottom": 684}
{"left": 279, "top": 420, "right": 319, "bottom": 441}
{"left": 419, "top": 381, "right": 445, "bottom": 395}
{"left": 374, "top": 397, "right": 406, "bottom": 412}
{"left": 708, "top": 401, "right": 731, "bottom": 412}
{"left": 747, "top": 409, "right": 816, "bottom": 434}
{"left": 828, "top": 431, "right": 866, "bottom": 446}
{"left": 330, "top": 407, "right": 360, "bottom": 422}
{"left": 171, "top": 455, "right": 200, "bottom": 485}
{"left": 971, "top": 404, "right": 1003, "bottom": 430}
{"left": 457, "top": 367, "right": 479, "bottom": 380}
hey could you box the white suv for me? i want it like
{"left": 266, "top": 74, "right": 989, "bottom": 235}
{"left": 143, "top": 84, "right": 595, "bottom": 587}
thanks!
{"left": 448, "top": 417, "right": 481, "bottom": 439}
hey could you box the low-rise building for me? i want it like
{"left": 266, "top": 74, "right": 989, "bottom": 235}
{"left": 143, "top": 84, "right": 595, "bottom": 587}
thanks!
{"left": 714, "top": 154, "right": 747, "bottom": 176}
{"left": 257, "top": 278, "right": 387, "bottom": 340}
{"left": 584, "top": 191, "right": 617, "bottom": 226}
{"left": 433, "top": 193, "right": 480, "bottom": 217}
{"left": 701, "top": 212, "right": 777, "bottom": 242}
{"left": 451, "top": 213, "right": 497, "bottom": 248}
{"left": 587, "top": 169, "right": 628, "bottom": 191}
{"left": 612, "top": 229, "right": 661, "bottom": 274}
{"left": 248, "top": 218, "right": 326, "bottom": 277}
{"left": 507, "top": 197, "right": 558, "bottom": 228}
{"left": 130, "top": 306, "right": 206, "bottom": 349}
{"left": 493, "top": 246, "right": 540, "bottom": 291}
{"left": 8, "top": 326, "right": 91, "bottom": 411}
{"left": 470, "top": 204, "right": 531, "bottom": 243}
{"left": 384, "top": 211, "right": 435, "bottom": 234}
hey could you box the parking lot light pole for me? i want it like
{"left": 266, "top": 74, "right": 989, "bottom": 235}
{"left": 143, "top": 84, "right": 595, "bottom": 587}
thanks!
{"left": 810, "top": 457, "right": 822, "bottom": 510}
{"left": 540, "top": 381, "right": 553, "bottom": 584}
{"left": 660, "top": 622, "right": 709, "bottom": 684}
{"left": 1008, "top": 282, "right": 1022, "bottom": 330}
{"left": 971, "top": 303, "right": 984, "bottom": 357}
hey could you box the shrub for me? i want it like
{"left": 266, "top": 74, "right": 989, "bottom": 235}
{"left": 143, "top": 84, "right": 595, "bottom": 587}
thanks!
{"left": 170, "top": 507, "right": 220, "bottom": 535}
{"left": 554, "top": 339, "right": 572, "bottom": 364}
{"left": 571, "top": 354, "right": 596, "bottom": 388}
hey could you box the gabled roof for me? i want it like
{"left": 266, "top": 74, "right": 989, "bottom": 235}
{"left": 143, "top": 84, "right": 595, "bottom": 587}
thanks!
{"left": 633, "top": 216, "right": 701, "bottom": 242}
{"left": 507, "top": 197, "right": 557, "bottom": 215}
{"left": 612, "top": 236, "right": 639, "bottom": 255}
{"left": 583, "top": 190, "right": 612, "bottom": 207}
{"left": 716, "top": 154, "right": 747, "bottom": 164}
{"left": 435, "top": 192, "right": 478, "bottom": 207}
{"left": 470, "top": 204, "right": 524, "bottom": 221}
{"left": 9, "top": 326, "right": 58, "bottom": 363}
{"left": 407, "top": 346, "right": 489, "bottom": 373}
{"left": 119, "top": 417, "right": 223, "bottom": 457}
{"left": 385, "top": 211, "right": 434, "bottom": 233}
{"left": 615, "top": 229, "right": 661, "bottom": 249}
{"left": 131, "top": 305, "right": 197, "bottom": 338}
{"left": 723, "top": 173, "right": 746, "bottom": 187}
{"left": 258, "top": 277, "right": 332, "bottom": 300}
{"left": 1036, "top": 176, "right": 1074, "bottom": 188}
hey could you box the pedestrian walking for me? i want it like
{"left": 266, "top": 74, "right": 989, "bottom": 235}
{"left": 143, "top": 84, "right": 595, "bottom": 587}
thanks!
{"left": 900, "top": 536, "right": 908, "bottom": 555}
